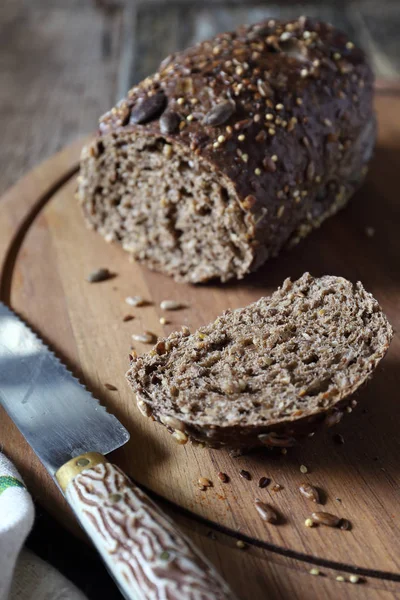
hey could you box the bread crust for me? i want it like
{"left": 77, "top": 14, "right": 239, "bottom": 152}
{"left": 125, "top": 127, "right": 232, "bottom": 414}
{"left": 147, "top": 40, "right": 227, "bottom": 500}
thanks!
{"left": 126, "top": 274, "right": 393, "bottom": 449}
{"left": 78, "top": 17, "right": 375, "bottom": 283}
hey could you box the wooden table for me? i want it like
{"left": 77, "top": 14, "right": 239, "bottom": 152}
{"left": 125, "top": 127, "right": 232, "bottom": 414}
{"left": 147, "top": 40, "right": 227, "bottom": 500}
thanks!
{"left": 1, "top": 2, "right": 400, "bottom": 599}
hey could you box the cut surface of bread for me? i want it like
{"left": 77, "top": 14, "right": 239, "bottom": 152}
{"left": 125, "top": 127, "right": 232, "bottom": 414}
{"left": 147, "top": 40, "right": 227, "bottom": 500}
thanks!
{"left": 126, "top": 273, "right": 392, "bottom": 448}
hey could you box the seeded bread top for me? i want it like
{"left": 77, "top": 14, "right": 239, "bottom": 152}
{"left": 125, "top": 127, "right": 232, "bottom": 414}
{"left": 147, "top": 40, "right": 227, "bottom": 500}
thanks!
{"left": 127, "top": 273, "right": 392, "bottom": 434}
{"left": 97, "top": 17, "right": 374, "bottom": 252}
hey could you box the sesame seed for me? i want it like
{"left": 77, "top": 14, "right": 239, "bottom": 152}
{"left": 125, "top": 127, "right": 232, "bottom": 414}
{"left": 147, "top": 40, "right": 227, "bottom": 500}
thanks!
{"left": 277, "top": 205, "right": 285, "bottom": 218}
{"left": 315, "top": 175, "right": 322, "bottom": 183}
{"left": 346, "top": 406, "right": 352, "bottom": 413}
{"left": 305, "top": 518, "right": 314, "bottom": 528}
{"left": 275, "top": 103, "right": 284, "bottom": 110}
{"left": 236, "top": 540, "right": 246, "bottom": 549}
{"left": 300, "top": 464, "right": 308, "bottom": 474}
{"left": 241, "top": 154, "right": 249, "bottom": 163}
{"left": 271, "top": 154, "right": 278, "bottom": 162}
{"left": 268, "top": 128, "right": 276, "bottom": 136}
{"left": 309, "top": 568, "right": 320, "bottom": 576}
{"left": 333, "top": 52, "right": 341, "bottom": 60}
{"left": 159, "top": 317, "right": 168, "bottom": 325}
{"left": 293, "top": 190, "right": 300, "bottom": 198}
{"left": 324, "top": 118, "right": 333, "bottom": 127}
{"left": 186, "top": 114, "right": 194, "bottom": 122}
{"left": 177, "top": 97, "right": 185, "bottom": 105}
{"left": 300, "top": 69, "right": 309, "bottom": 78}
{"left": 313, "top": 59, "right": 320, "bottom": 67}
{"left": 226, "top": 125, "right": 233, "bottom": 134}
{"left": 275, "top": 117, "right": 282, "bottom": 125}
{"left": 303, "top": 31, "right": 311, "bottom": 39}
{"left": 301, "top": 190, "right": 308, "bottom": 197}
{"left": 235, "top": 66, "right": 244, "bottom": 75}
{"left": 349, "top": 575, "right": 360, "bottom": 584}
{"left": 254, "top": 168, "right": 261, "bottom": 175}
{"left": 254, "top": 114, "right": 261, "bottom": 122}
{"left": 217, "top": 135, "right": 226, "bottom": 143}
{"left": 213, "top": 142, "right": 220, "bottom": 149}
{"left": 179, "top": 121, "right": 186, "bottom": 130}
{"left": 281, "top": 120, "right": 287, "bottom": 127}
{"left": 280, "top": 32, "right": 291, "bottom": 41}
{"left": 190, "top": 98, "right": 198, "bottom": 105}
{"left": 238, "top": 134, "right": 245, "bottom": 141}
{"left": 336, "top": 576, "right": 345, "bottom": 582}
{"left": 346, "top": 41, "right": 355, "bottom": 50}
{"left": 265, "top": 113, "right": 274, "bottom": 121}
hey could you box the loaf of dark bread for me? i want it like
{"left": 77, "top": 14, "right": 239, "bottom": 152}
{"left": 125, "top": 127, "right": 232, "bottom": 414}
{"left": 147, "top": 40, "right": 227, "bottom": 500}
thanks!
{"left": 126, "top": 274, "right": 392, "bottom": 449}
{"left": 78, "top": 17, "right": 375, "bottom": 283}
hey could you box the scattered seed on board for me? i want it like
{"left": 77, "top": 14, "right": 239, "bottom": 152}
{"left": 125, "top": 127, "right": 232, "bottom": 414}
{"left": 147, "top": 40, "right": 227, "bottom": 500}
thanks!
{"left": 336, "top": 575, "right": 345, "bottom": 582}
{"left": 299, "top": 483, "right": 320, "bottom": 503}
{"left": 123, "top": 314, "right": 134, "bottom": 322}
{"left": 309, "top": 568, "right": 320, "bottom": 576}
{"left": 311, "top": 511, "right": 341, "bottom": 527}
{"left": 272, "top": 484, "right": 284, "bottom": 492}
{"left": 333, "top": 433, "right": 345, "bottom": 444}
{"left": 349, "top": 575, "right": 361, "bottom": 584}
{"left": 125, "top": 296, "right": 147, "bottom": 307}
{"left": 236, "top": 540, "right": 246, "bottom": 550}
{"left": 159, "top": 317, "right": 169, "bottom": 325}
{"left": 239, "top": 469, "right": 251, "bottom": 481}
{"left": 300, "top": 464, "right": 308, "bottom": 474}
{"left": 105, "top": 383, "right": 118, "bottom": 391}
{"left": 160, "top": 300, "right": 184, "bottom": 311}
{"left": 218, "top": 472, "right": 230, "bottom": 483}
{"left": 132, "top": 332, "right": 157, "bottom": 344}
{"left": 87, "top": 268, "right": 112, "bottom": 283}
{"left": 339, "top": 518, "right": 351, "bottom": 531}
{"left": 305, "top": 518, "right": 314, "bottom": 528}
{"left": 255, "top": 499, "right": 278, "bottom": 524}
{"left": 258, "top": 477, "right": 271, "bottom": 489}
{"left": 198, "top": 477, "right": 212, "bottom": 488}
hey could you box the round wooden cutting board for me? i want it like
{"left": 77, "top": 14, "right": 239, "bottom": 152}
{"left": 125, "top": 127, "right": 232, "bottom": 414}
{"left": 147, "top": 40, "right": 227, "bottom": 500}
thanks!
{"left": 1, "top": 93, "right": 399, "bottom": 598}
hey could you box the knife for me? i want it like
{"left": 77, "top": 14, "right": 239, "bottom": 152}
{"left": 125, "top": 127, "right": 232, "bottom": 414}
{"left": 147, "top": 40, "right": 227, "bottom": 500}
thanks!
{"left": 0, "top": 302, "right": 236, "bottom": 600}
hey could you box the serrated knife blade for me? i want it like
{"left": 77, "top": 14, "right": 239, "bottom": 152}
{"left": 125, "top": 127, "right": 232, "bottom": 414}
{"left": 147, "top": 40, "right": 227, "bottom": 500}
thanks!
{"left": 0, "top": 301, "right": 234, "bottom": 600}
{"left": 0, "top": 301, "right": 129, "bottom": 474}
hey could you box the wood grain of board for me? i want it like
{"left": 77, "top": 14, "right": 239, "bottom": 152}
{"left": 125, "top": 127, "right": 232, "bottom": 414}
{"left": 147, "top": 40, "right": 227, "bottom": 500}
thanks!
{"left": 0, "top": 95, "right": 399, "bottom": 599}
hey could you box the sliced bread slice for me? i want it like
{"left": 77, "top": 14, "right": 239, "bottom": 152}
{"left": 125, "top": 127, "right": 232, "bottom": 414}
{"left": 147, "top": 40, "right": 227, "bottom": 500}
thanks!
{"left": 126, "top": 273, "right": 392, "bottom": 448}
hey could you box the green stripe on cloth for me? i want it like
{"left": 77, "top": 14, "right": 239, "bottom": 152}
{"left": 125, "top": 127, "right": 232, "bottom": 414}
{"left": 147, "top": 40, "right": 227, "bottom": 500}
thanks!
{"left": 0, "top": 475, "right": 25, "bottom": 495}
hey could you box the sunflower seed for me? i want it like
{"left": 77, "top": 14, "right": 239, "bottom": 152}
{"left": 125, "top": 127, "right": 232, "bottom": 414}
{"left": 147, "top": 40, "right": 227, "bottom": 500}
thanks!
{"left": 160, "top": 111, "right": 181, "bottom": 134}
{"left": 198, "top": 477, "right": 212, "bottom": 488}
{"left": 339, "top": 518, "right": 351, "bottom": 531}
{"left": 311, "top": 511, "right": 341, "bottom": 527}
{"left": 160, "top": 300, "right": 183, "bottom": 311}
{"left": 132, "top": 332, "right": 157, "bottom": 344}
{"left": 299, "top": 483, "right": 320, "bottom": 503}
{"left": 126, "top": 296, "right": 146, "bottom": 307}
{"left": 130, "top": 91, "right": 167, "bottom": 124}
{"left": 255, "top": 499, "right": 278, "bottom": 523}
{"left": 172, "top": 430, "right": 188, "bottom": 444}
{"left": 203, "top": 100, "right": 235, "bottom": 127}
{"left": 258, "top": 476, "right": 271, "bottom": 489}
{"left": 123, "top": 314, "right": 134, "bottom": 322}
{"left": 159, "top": 415, "right": 185, "bottom": 431}
{"left": 137, "top": 399, "right": 152, "bottom": 417}
{"left": 257, "top": 79, "right": 273, "bottom": 98}
{"left": 104, "top": 383, "right": 118, "bottom": 391}
{"left": 86, "top": 268, "right": 112, "bottom": 283}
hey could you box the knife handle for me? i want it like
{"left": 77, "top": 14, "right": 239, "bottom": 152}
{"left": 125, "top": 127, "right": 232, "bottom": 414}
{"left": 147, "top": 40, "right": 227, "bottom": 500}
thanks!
{"left": 56, "top": 452, "right": 236, "bottom": 600}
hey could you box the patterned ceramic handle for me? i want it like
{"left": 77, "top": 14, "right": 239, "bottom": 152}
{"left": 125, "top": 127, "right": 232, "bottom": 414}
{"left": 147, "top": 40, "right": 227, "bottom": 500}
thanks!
{"left": 56, "top": 453, "right": 236, "bottom": 600}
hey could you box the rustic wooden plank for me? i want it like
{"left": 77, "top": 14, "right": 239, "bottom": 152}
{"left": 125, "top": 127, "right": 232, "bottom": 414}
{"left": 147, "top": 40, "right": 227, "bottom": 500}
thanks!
{"left": 0, "top": 0, "right": 135, "bottom": 195}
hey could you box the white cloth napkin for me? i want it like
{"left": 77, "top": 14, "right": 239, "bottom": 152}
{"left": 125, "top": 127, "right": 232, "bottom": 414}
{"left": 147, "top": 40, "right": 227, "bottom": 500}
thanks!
{"left": 0, "top": 452, "right": 88, "bottom": 600}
